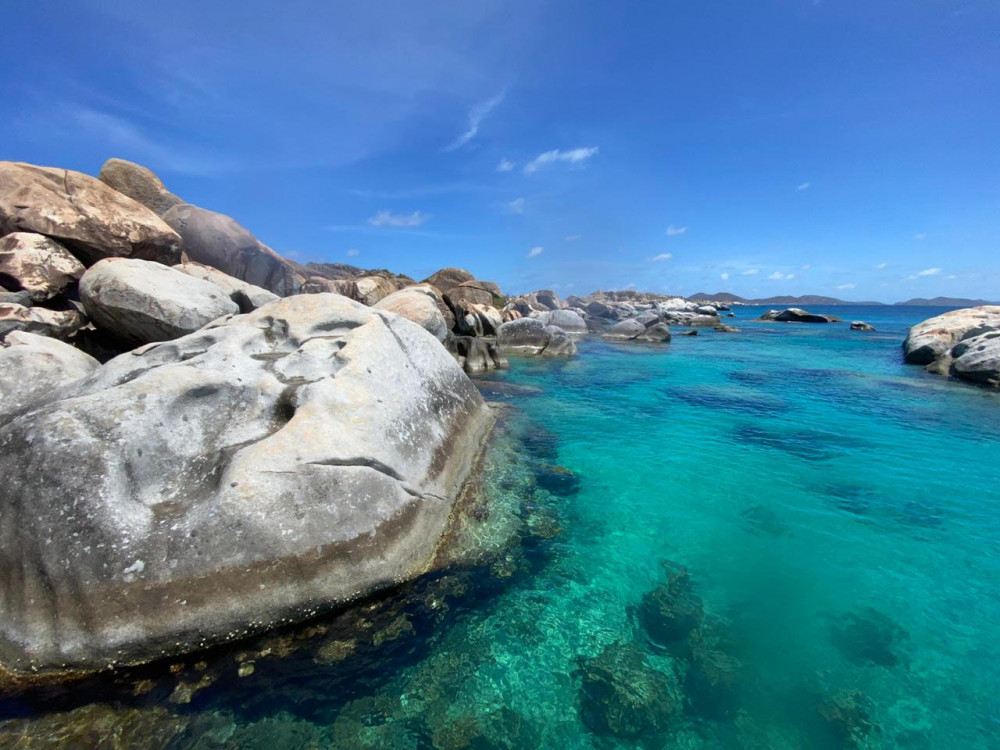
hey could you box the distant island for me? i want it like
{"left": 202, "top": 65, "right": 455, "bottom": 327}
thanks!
{"left": 689, "top": 292, "right": 1000, "bottom": 307}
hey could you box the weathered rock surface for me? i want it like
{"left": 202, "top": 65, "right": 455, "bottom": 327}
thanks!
{"left": 497, "top": 317, "right": 577, "bottom": 357}
{"left": 98, "top": 159, "right": 183, "bottom": 216}
{"left": 659, "top": 311, "right": 719, "bottom": 327}
{"left": 602, "top": 319, "right": 646, "bottom": 340}
{"left": 760, "top": 308, "right": 842, "bottom": 323}
{"left": 950, "top": 329, "right": 1000, "bottom": 386}
{"left": 162, "top": 204, "right": 300, "bottom": 296}
{"left": 536, "top": 309, "right": 588, "bottom": 335}
{"left": 447, "top": 336, "right": 508, "bottom": 374}
{"left": 173, "top": 262, "right": 279, "bottom": 313}
{"left": 446, "top": 280, "right": 496, "bottom": 308}
{"left": 850, "top": 321, "right": 875, "bottom": 331}
{"left": 422, "top": 267, "right": 475, "bottom": 294}
{"left": 0, "top": 162, "right": 183, "bottom": 265}
{"left": 0, "top": 303, "right": 85, "bottom": 340}
{"left": 635, "top": 323, "right": 672, "bottom": 342}
{"left": 374, "top": 286, "right": 448, "bottom": 342}
{"left": 80, "top": 258, "right": 240, "bottom": 345}
{"left": 0, "top": 232, "right": 85, "bottom": 302}
{"left": 902, "top": 306, "right": 1000, "bottom": 365}
{"left": 0, "top": 331, "right": 99, "bottom": 420}
{"left": 0, "top": 294, "right": 493, "bottom": 675}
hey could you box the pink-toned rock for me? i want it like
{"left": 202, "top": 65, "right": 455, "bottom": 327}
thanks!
{"left": 0, "top": 232, "right": 85, "bottom": 301}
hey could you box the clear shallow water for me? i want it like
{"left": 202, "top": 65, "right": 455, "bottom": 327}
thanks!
{"left": 3, "top": 306, "right": 1000, "bottom": 748}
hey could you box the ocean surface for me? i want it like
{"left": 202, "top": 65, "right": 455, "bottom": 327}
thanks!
{"left": 2, "top": 305, "right": 999, "bottom": 748}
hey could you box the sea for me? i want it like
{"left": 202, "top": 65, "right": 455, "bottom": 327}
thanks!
{"left": 2, "top": 305, "right": 998, "bottom": 749}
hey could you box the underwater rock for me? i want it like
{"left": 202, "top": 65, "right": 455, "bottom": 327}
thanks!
{"left": 533, "top": 463, "right": 581, "bottom": 496}
{"left": 684, "top": 627, "right": 744, "bottom": 720}
{"left": 638, "top": 563, "right": 705, "bottom": 648}
{"left": 814, "top": 689, "right": 880, "bottom": 749}
{"left": 830, "top": 607, "right": 908, "bottom": 667}
{"left": 577, "top": 641, "right": 681, "bottom": 741}
{"left": 0, "top": 293, "right": 494, "bottom": 677}
{"left": 428, "top": 707, "right": 539, "bottom": 750}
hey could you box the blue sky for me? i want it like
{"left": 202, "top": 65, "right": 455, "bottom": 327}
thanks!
{"left": 3, "top": 0, "right": 998, "bottom": 301}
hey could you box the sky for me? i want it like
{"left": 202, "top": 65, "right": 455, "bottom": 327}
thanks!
{"left": 2, "top": 0, "right": 998, "bottom": 302}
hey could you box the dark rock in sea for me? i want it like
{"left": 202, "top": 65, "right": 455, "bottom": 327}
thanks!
{"left": 713, "top": 323, "right": 739, "bottom": 332}
{"left": 0, "top": 161, "right": 183, "bottom": 266}
{"left": 672, "top": 387, "right": 789, "bottom": 417}
{"left": 427, "top": 706, "right": 539, "bottom": 750}
{"left": 577, "top": 642, "right": 681, "bottom": 741}
{"left": 534, "top": 463, "right": 581, "bottom": 496}
{"left": 680, "top": 329, "right": 698, "bottom": 336}
{"left": 736, "top": 424, "right": 842, "bottom": 461}
{"left": 850, "top": 321, "right": 875, "bottom": 331}
{"left": 520, "top": 424, "right": 560, "bottom": 462}
{"left": 635, "top": 322, "right": 672, "bottom": 342}
{"left": 684, "top": 627, "right": 744, "bottom": 720}
{"left": 829, "top": 607, "right": 908, "bottom": 667}
{"left": 813, "top": 689, "right": 881, "bottom": 749}
{"left": 162, "top": 203, "right": 301, "bottom": 296}
{"left": 760, "top": 308, "right": 842, "bottom": 323}
{"left": 638, "top": 563, "right": 704, "bottom": 648}
{"left": 0, "top": 294, "right": 494, "bottom": 678}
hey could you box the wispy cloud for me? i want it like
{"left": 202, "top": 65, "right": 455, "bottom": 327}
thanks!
{"left": 648, "top": 253, "right": 673, "bottom": 262}
{"left": 523, "top": 147, "right": 599, "bottom": 174}
{"left": 443, "top": 91, "right": 505, "bottom": 151}
{"left": 527, "top": 246, "right": 544, "bottom": 258}
{"left": 741, "top": 269, "right": 759, "bottom": 276}
{"left": 877, "top": 262, "right": 888, "bottom": 270}
{"left": 905, "top": 267, "right": 942, "bottom": 280}
{"left": 346, "top": 248, "right": 360, "bottom": 257}
{"left": 564, "top": 234, "right": 582, "bottom": 242}
{"left": 797, "top": 182, "right": 811, "bottom": 191}
{"left": 721, "top": 272, "right": 730, "bottom": 280}
{"left": 768, "top": 271, "right": 795, "bottom": 280}
{"left": 367, "top": 210, "right": 431, "bottom": 228}
{"left": 836, "top": 283, "right": 856, "bottom": 290}
{"left": 508, "top": 197, "right": 525, "bottom": 214}
{"left": 496, "top": 158, "right": 515, "bottom": 172}
{"left": 665, "top": 225, "right": 688, "bottom": 236}
{"left": 914, "top": 232, "right": 927, "bottom": 240}
{"left": 801, "top": 264, "right": 812, "bottom": 270}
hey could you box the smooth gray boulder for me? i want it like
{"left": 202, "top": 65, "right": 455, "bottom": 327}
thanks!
{"left": 760, "top": 308, "right": 841, "bottom": 323}
{"left": 0, "top": 302, "right": 85, "bottom": 340}
{"left": 0, "top": 162, "right": 183, "bottom": 265}
{"left": 0, "top": 232, "right": 85, "bottom": 302}
{"left": 80, "top": 258, "right": 239, "bottom": 345}
{"left": 542, "top": 325, "right": 577, "bottom": 357}
{"left": 603, "top": 319, "right": 646, "bottom": 340}
{"left": 537, "top": 309, "right": 588, "bottom": 335}
{"left": 0, "top": 294, "right": 494, "bottom": 676}
{"left": 950, "top": 329, "right": 1000, "bottom": 386}
{"left": 903, "top": 306, "right": 1000, "bottom": 365}
{"left": 174, "top": 262, "right": 279, "bottom": 313}
{"left": 497, "top": 317, "right": 576, "bottom": 357}
{"left": 850, "top": 321, "right": 875, "bottom": 332}
{"left": 162, "top": 204, "right": 300, "bottom": 296}
{"left": 635, "top": 323, "right": 672, "bottom": 342}
{"left": 374, "top": 285, "right": 448, "bottom": 342}
{"left": 0, "top": 331, "right": 99, "bottom": 420}
{"left": 98, "top": 159, "right": 183, "bottom": 216}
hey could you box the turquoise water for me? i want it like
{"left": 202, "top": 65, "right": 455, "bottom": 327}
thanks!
{"left": 2, "top": 305, "right": 999, "bottom": 748}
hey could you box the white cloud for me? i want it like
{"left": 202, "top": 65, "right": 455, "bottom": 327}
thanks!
{"left": 367, "top": 210, "right": 431, "bottom": 228}
{"left": 508, "top": 197, "right": 525, "bottom": 214}
{"left": 721, "top": 272, "right": 730, "bottom": 281}
{"left": 665, "top": 225, "right": 688, "bottom": 236}
{"left": 523, "top": 146, "right": 599, "bottom": 174}
{"left": 877, "top": 262, "right": 888, "bottom": 270}
{"left": 496, "top": 158, "right": 515, "bottom": 172}
{"left": 527, "top": 246, "right": 544, "bottom": 258}
{"left": 836, "top": 283, "right": 856, "bottom": 290}
{"left": 648, "top": 253, "right": 673, "bottom": 262}
{"left": 624, "top": 282, "right": 637, "bottom": 290}
{"left": 801, "top": 264, "right": 812, "bottom": 270}
{"left": 443, "top": 91, "right": 505, "bottom": 151}
{"left": 914, "top": 232, "right": 927, "bottom": 240}
{"left": 944, "top": 274, "right": 957, "bottom": 280}
{"left": 346, "top": 248, "right": 360, "bottom": 257}
{"left": 797, "top": 182, "right": 811, "bottom": 191}
{"left": 564, "top": 234, "right": 582, "bottom": 242}
{"left": 905, "top": 267, "right": 942, "bottom": 281}
{"left": 768, "top": 271, "right": 795, "bottom": 280}
{"left": 741, "top": 269, "right": 759, "bottom": 276}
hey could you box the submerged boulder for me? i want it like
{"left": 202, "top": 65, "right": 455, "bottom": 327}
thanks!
{"left": 80, "top": 258, "right": 240, "bottom": 345}
{"left": 162, "top": 204, "right": 300, "bottom": 296}
{"left": 0, "top": 331, "right": 99, "bottom": 419}
{"left": 0, "top": 232, "right": 85, "bottom": 302}
{"left": 0, "top": 294, "right": 494, "bottom": 676}
{"left": 0, "top": 162, "right": 183, "bottom": 265}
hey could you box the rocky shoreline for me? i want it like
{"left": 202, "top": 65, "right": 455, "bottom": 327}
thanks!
{"left": 1, "top": 157, "right": 997, "bottom": 690}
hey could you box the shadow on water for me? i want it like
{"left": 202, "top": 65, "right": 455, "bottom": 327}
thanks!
{"left": 662, "top": 385, "right": 792, "bottom": 417}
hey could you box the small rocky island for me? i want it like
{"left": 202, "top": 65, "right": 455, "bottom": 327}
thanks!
{"left": 903, "top": 306, "right": 1000, "bottom": 387}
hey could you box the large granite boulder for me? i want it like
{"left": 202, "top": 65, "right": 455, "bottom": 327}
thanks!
{"left": 0, "top": 331, "right": 99, "bottom": 420}
{"left": 0, "top": 162, "right": 183, "bottom": 265}
{"left": 636, "top": 323, "right": 672, "bottom": 343}
{"left": 422, "top": 267, "right": 474, "bottom": 294}
{"left": 0, "top": 232, "right": 85, "bottom": 302}
{"left": 447, "top": 336, "right": 508, "bottom": 374}
{"left": 355, "top": 275, "right": 403, "bottom": 306}
{"left": 602, "top": 319, "right": 646, "bottom": 340}
{"left": 173, "top": 262, "right": 279, "bottom": 313}
{"left": 496, "top": 318, "right": 577, "bottom": 357}
{"left": 162, "top": 204, "right": 300, "bottom": 296}
{"left": 98, "top": 159, "right": 183, "bottom": 216}
{"left": 585, "top": 300, "right": 613, "bottom": 318}
{"left": 760, "top": 308, "right": 841, "bottom": 323}
{"left": 374, "top": 286, "right": 448, "bottom": 342}
{"left": 659, "top": 311, "right": 719, "bottom": 327}
{"left": 446, "top": 280, "right": 496, "bottom": 308}
{"left": 80, "top": 258, "right": 240, "bottom": 345}
{"left": 902, "top": 306, "right": 1000, "bottom": 365}
{"left": 534, "top": 290, "right": 561, "bottom": 310}
{"left": 949, "top": 329, "right": 1000, "bottom": 386}
{"left": 0, "top": 303, "right": 85, "bottom": 340}
{"left": 850, "top": 321, "right": 875, "bottom": 332}
{"left": 536, "top": 309, "right": 587, "bottom": 335}
{"left": 0, "top": 294, "right": 493, "bottom": 676}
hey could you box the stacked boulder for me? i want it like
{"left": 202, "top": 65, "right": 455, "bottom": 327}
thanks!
{"left": 903, "top": 306, "right": 1000, "bottom": 387}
